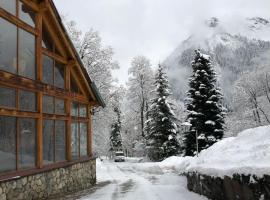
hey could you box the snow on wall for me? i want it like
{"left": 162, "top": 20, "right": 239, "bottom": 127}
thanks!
{"left": 186, "top": 125, "right": 270, "bottom": 177}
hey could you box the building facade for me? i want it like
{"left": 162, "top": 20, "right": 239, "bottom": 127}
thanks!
{"left": 0, "top": 0, "right": 104, "bottom": 199}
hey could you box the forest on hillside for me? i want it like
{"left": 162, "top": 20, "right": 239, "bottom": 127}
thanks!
{"left": 63, "top": 17, "right": 270, "bottom": 159}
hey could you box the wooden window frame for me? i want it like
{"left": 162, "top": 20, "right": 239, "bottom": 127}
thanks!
{"left": 71, "top": 102, "right": 89, "bottom": 159}
{"left": 0, "top": 0, "right": 94, "bottom": 182}
{"left": 0, "top": 0, "right": 37, "bottom": 80}
{"left": 42, "top": 53, "right": 66, "bottom": 89}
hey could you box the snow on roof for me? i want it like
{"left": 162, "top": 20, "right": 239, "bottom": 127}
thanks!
{"left": 187, "top": 125, "right": 270, "bottom": 177}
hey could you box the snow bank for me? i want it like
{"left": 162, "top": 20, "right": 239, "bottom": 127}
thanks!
{"left": 186, "top": 125, "right": 270, "bottom": 177}
{"left": 126, "top": 126, "right": 270, "bottom": 178}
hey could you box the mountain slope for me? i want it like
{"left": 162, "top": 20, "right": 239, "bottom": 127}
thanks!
{"left": 164, "top": 17, "right": 270, "bottom": 105}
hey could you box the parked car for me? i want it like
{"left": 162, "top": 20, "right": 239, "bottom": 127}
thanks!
{"left": 114, "top": 151, "right": 125, "bottom": 162}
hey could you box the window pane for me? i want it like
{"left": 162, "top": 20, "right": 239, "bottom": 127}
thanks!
{"left": 0, "top": 116, "right": 16, "bottom": 172}
{"left": 55, "top": 98, "right": 65, "bottom": 115}
{"left": 19, "top": 1, "right": 36, "bottom": 27}
{"left": 43, "top": 95, "right": 54, "bottom": 114}
{"left": 55, "top": 120, "right": 66, "bottom": 162}
{"left": 55, "top": 62, "right": 65, "bottom": 89}
{"left": 80, "top": 123, "right": 87, "bottom": 156}
{"left": 0, "top": 87, "right": 16, "bottom": 108}
{"left": 71, "top": 122, "right": 79, "bottom": 159}
{"left": 43, "top": 120, "right": 54, "bottom": 165}
{"left": 71, "top": 77, "right": 81, "bottom": 94}
{"left": 80, "top": 104, "right": 87, "bottom": 117}
{"left": 19, "top": 118, "right": 36, "bottom": 169}
{"left": 42, "top": 25, "right": 54, "bottom": 51}
{"left": 0, "top": 0, "right": 16, "bottom": 15}
{"left": 0, "top": 18, "right": 17, "bottom": 74}
{"left": 19, "top": 90, "right": 36, "bottom": 112}
{"left": 19, "top": 29, "right": 36, "bottom": 79}
{"left": 71, "top": 102, "right": 79, "bottom": 116}
{"left": 42, "top": 55, "right": 53, "bottom": 85}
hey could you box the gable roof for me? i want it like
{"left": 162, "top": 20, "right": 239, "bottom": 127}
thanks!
{"left": 48, "top": 0, "right": 105, "bottom": 108}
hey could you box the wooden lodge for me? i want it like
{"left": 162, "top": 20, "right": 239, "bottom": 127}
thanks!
{"left": 0, "top": 0, "right": 104, "bottom": 199}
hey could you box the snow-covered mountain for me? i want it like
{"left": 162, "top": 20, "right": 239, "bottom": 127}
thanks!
{"left": 164, "top": 17, "right": 270, "bottom": 105}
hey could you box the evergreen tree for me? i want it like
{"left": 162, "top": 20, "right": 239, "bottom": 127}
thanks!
{"left": 145, "top": 64, "right": 180, "bottom": 161}
{"left": 184, "top": 50, "right": 226, "bottom": 156}
{"left": 109, "top": 107, "right": 123, "bottom": 152}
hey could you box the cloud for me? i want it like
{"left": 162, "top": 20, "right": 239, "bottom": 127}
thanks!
{"left": 54, "top": 0, "right": 270, "bottom": 84}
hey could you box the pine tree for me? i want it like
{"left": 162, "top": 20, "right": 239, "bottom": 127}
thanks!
{"left": 109, "top": 107, "right": 123, "bottom": 152}
{"left": 184, "top": 50, "right": 225, "bottom": 156}
{"left": 145, "top": 64, "right": 180, "bottom": 161}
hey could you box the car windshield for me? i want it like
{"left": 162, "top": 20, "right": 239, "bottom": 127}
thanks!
{"left": 115, "top": 152, "right": 124, "bottom": 156}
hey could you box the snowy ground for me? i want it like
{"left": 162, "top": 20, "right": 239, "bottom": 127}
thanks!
{"left": 61, "top": 159, "right": 207, "bottom": 200}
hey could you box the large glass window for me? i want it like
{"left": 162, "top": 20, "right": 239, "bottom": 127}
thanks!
{"left": 55, "top": 120, "right": 66, "bottom": 162}
{"left": 43, "top": 120, "right": 54, "bottom": 164}
{"left": 80, "top": 105, "right": 87, "bottom": 117}
{"left": 0, "top": 0, "right": 16, "bottom": 15}
{"left": 80, "top": 123, "right": 87, "bottom": 156}
{"left": 71, "top": 122, "right": 79, "bottom": 159}
{"left": 19, "top": 90, "right": 36, "bottom": 112}
{"left": 43, "top": 95, "right": 66, "bottom": 115}
{"left": 43, "top": 95, "right": 54, "bottom": 114}
{"left": 18, "top": 1, "right": 36, "bottom": 27}
{"left": 42, "top": 25, "right": 54, "bottom": 51}
{"left": 0, "top": 18, "right": 17, "bottom": 74}
{"left": 42, "top": 55, "right": 65, "bottom": 89}
{"left": 0, "top": 116, "right": 16, "bottom": 172}
{"left": 55, "top": 62, "right": 65, "bottom": 89}
{"left": 72, "top": 102, "right": 79, "bottom": 116}
{"left": 43, "top": 120, "right": 66, "bottom": 165}
{"left": 0, "top": 87, "right": 16, "bottom": 108}
{"left": 42, "top": 55, "right": 54, "bottom": 85}
{"left": 18, "top": 118, "right": 36, "bottom": 169}
{"left": 55, "top": 98, "right": 65, "bottom": 115}
{"left": 19, "top": 29, "right": 36, "bottom": 79}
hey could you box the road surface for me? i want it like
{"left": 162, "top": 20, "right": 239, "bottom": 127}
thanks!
{"left": 62, "top": 159, "right": 207, "bottom": 200}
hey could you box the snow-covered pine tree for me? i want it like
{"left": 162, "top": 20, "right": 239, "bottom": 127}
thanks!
{"left": 145, "top": 64, "right": 180, "bottom": 161}
{"left": 109, "top": 107, "right": 123, "bottom": 153}
{"left": 184, "top": 50, "right": 225, "bottom": 156}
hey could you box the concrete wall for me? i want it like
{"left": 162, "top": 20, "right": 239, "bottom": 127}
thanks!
{"left": 186, "top": 172, "right": 270, "bottom": 200}
{"left": 0, "top": 159, "right": 96, "bottom": 200}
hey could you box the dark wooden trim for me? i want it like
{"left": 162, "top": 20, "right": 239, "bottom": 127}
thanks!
{"left": 42, "top": 48, "right": 68, "bottom": 64}
{"left": 0, "top": 109, "right": 39, "bottom": 118}
{"left": 0, "top": 157, "right": 96, "bottom": 183}
{"left": 0, "top": 71, "right": 89, "bottom": 103}
{"left": 20, "top": 0, "right": 40, "bottom": 12}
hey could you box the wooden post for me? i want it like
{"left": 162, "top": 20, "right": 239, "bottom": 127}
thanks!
{"left": 66, "top": 62, "right": 72, "bottom": 161}
{"left": 36, "top": 12, "right": 43, "bottom": 168}
{"left": 88, "top": 108, "right": 93, "bottom": 157}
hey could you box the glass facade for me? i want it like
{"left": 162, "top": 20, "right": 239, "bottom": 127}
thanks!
{"left": 0, "top": 0, "right": 91, "bottom": 175}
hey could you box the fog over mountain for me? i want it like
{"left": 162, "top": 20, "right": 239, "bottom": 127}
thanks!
{"left": 164, "top": 16, "right": 270, "bottom": 106}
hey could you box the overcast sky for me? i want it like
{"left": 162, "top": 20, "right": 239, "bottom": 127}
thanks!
{"left": 54, "top": 0, "right": 270, "bottom": 85}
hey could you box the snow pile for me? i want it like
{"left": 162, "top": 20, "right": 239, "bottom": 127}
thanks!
{"left": 187, "top": 125, "right": 270, "bottom": 177}
{"left": 125, "top": 126, "right": 270, "bottom": 178}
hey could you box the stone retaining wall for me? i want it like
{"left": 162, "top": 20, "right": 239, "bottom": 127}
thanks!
{"left": 0, "top": 159, "right": 96, "bottom": 200}
{"left": 186, "top": 172, "right": 270, "bottom": 200}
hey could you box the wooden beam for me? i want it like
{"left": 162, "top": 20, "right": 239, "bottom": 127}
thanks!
{"left": 38, "top": 0, "right": 49, "bottom": 12}
{"left": 88, "top": 110, "right": 93, "bottom": 157}
{"left": 0, "top": 108, "right": 40, "bottom": 118}
{"left": 0, "top": 71, "right": 89, "bottom": 103}
{"left": 0, "top": 8, "right": 37, "bottom": 36}
{"left": 20, "top": 0, "right": 40, "bottom": 12}
{"left": 42, "top": 47, "right": 68, "bottom": 64}
{"left": 36, "top": 13, "right": 42, "bottom": 81}
{"left": 37, "top": 91, "right": 43, "bottom": 168}
{"left": 66, "top": 99, "right": 72, "bottom": 161}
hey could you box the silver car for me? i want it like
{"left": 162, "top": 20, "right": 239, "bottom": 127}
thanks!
{"left": 114, "top": 151, "right": 125, "bottom": 162}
